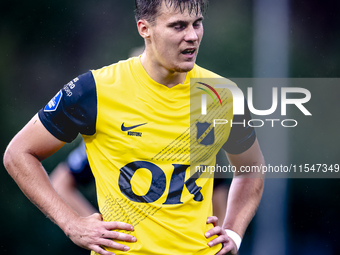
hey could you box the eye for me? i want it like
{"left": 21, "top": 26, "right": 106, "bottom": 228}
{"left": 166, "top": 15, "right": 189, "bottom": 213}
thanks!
{"left": 193, "top": 21, "right": 202, "bottom": 28}
{"left": 174, "top": 24, "right": 186, "bottom": 30}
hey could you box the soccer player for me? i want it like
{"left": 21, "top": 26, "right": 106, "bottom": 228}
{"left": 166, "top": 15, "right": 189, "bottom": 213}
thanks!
{"left": 3, "top": 1, "right": 265, "bottom": 254}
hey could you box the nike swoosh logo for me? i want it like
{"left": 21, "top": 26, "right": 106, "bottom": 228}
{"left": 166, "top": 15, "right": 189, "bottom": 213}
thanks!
{"left": 121, "top": 122, "right": 147, "bottom": 132}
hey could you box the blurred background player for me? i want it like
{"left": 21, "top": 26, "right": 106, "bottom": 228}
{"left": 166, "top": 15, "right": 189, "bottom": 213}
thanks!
{"left": 50, "top": 141, "right": 97, "bottom": 217}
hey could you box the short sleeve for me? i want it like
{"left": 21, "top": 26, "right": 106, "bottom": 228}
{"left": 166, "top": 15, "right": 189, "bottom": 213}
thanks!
{"left": 38, "top": 71, "right": 97, "bottom": 143}
{"left": 222, "top": 99, "right": 256, "bottom": 154}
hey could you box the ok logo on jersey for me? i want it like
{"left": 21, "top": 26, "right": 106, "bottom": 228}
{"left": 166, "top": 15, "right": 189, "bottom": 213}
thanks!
{"left": 118, "top": 161, "right": 203, "bottom": 204}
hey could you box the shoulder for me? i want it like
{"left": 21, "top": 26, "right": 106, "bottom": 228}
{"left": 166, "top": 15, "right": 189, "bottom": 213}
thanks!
{"left": 38, "top": 71, "right": 98, "bottom": 142}
{"left": 66, "top": 71, "right": 96, "bottom": 100}
{"left": 191, "top": 64, "right": 223, "bottom": 78}
{"left": 91, "top": 57, "right": 137, "bottom": 84}
{"left": 190, "top": 64, "right": 237, "bottom": 86}
{"left": 61, "top": 71, "right": 97, "bottom": 112}
{"left": 189, "top": 65, "right": 237, "bottom": 89}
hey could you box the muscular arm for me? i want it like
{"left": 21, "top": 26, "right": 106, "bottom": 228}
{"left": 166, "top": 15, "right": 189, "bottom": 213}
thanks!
{"left": 224, "top": 138, "right": 265, "bottom": 237}
{"left": 206, "top": 139, "right": 265, "bottom": 254}
{"left": 4, "top": 114, "right": 72, "bottom": 226}
{"left": 3, "top": 114, "right": 136, "bottom": 255}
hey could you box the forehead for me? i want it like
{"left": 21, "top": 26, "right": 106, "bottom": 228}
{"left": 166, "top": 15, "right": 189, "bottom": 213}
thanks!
{"left": 156, "top": 1, "right": 203, "bottom": 23}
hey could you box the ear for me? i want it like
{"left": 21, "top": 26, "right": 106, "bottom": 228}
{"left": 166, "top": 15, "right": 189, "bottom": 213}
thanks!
{"left": 137, "top": 19, "right": 151, "bottom": 39}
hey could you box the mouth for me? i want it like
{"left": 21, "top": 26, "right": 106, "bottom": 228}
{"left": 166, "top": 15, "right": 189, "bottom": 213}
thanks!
{"left": 181, "top": 48, "right": 196, "bottom": 58}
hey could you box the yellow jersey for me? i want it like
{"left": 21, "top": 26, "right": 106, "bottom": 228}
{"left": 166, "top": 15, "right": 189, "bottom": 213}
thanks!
{"left": 39, "top": 56, "right": 256, "bottom": 255}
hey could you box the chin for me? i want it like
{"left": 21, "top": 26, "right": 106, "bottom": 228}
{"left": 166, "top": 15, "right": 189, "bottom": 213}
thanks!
{"left": 176, "top": 62, "right": 195, "bottom": 72}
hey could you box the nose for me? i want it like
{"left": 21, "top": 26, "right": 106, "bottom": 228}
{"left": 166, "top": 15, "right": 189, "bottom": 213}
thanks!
{"left": 184, "top": 25, "right": 199, "bottom": 42}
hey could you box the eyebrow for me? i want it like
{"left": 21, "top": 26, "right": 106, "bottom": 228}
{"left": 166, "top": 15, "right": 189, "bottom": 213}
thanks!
{"left": 167, "top": 17, "right": 204, "bottom": 27}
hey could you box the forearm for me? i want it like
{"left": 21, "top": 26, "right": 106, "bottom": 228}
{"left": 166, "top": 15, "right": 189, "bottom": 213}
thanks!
{"left": 4, "top": 149, "right": 137, "bottom": 254}
{"left": 223, "top": 139, "right": 265, "bottom": 237}
{"left": 4, "top": 115, "right": 137, "bottom": 254}
{"left": 222, "top": 175, "right": 264, "bottom": 237}
{"left": 4, "top": 148, "right": 79, "bottom": 234}
{"left": 206, "top": 175, "right": 263, "bottom": 255}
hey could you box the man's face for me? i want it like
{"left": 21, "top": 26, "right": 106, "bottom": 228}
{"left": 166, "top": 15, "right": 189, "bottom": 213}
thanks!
{"left": 147, "top": 2, "right": 204, "bottom": 73}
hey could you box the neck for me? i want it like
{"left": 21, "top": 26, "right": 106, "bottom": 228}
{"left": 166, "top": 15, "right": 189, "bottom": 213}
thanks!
{"left": 140, "top": 53, "right": 187, "bottom": 88}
